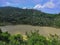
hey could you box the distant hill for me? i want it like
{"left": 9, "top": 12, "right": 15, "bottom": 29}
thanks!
{"left": 0, "top": 6, "right": 60, "bottom": 27}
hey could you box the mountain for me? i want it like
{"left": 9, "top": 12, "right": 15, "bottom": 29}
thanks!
{"left": 0, "top": 6, "right": 60, "bottom": 27}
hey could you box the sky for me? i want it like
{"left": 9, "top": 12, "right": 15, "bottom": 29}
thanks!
{"left": 0, "top": 0, "right": 60, "bottom": 14}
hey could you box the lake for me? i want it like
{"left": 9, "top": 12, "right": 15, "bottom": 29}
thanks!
{"left": 0, "top": 25, "right": 60, "bottom": 36}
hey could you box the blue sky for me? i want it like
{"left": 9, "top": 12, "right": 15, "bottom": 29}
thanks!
{"left": 0, "top": 0, "right": 60, "bottom": 14}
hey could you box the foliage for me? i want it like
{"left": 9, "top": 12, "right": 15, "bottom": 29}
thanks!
{"left": 0, "top": 29, "right": 60, "bottom": 45}
{"left": 0, "top": 6, "right": 60, "bottom": 45}
{"left": 0, "top": 6, "right": 60, "bottom": 27}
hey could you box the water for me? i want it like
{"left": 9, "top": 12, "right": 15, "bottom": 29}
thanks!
{"left": 0, "top": 25, "right": 60, "bottom": 36}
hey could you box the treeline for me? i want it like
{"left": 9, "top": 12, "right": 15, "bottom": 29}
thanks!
{"left": 0, "top": 29, "right": 60, "bottom": 45}
{"left": 0, "top": 6, "right": 60, "bottom": 27}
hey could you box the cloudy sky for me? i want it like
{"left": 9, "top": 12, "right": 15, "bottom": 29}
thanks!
{"left": 0, "top": 0, "right": 60, "bottom": 14}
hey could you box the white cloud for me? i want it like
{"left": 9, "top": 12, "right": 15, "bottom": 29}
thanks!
{"left": 2, "top": 2, "right": 19, "bottom": 7}
{"left": 22, "top": 7, "right": 27, "bottom": 9}
{"left": 3, "top": 2, "right": 11, "bottom": 6}
{"left": 44, "top": 1, "right": 55, "bottom": 8}
{"left": 33, "top": 0, "right": 55, "bottom": 9}
{"left": 33, "top": 4, "right": 45, "bottom": 9}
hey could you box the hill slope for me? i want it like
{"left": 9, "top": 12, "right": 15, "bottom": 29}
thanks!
{"left": 0, "top": 6, "right": 60, "bottom": 27}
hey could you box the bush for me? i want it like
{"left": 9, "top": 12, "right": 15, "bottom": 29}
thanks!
{"left": 0, "top": 29, "right": 60, "bottom": 45}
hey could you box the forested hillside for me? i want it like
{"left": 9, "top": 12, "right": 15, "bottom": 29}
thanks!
{"left": 0, "top": 6, "right": 60, "bottom": 27}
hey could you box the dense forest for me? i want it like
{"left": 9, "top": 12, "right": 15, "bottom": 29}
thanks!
{"left": 0, "top": 29, "right": 60, "bottom": 45}
{"left": 0, "top": 6, "right": 60, "bottom": 27}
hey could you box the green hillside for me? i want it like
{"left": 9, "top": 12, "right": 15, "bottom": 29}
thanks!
{"left": 0, "top": 6, "right": 60, "bottom": 27}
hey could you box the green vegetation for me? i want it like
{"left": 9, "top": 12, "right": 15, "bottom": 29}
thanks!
{"left": 0, "top": 29, "right": 60, "bottom": 45}
{"left": 0, "top": 6, "right": 60, "bottom": 27}
{"left": 0, "top": 6, "right": 60, "bottom": 45}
